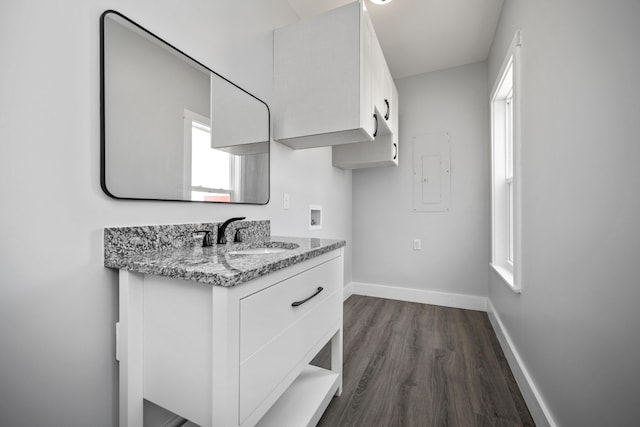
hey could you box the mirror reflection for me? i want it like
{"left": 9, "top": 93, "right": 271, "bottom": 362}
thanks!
{"left": 100, "top": 11, "right": 269, "bottom": 204}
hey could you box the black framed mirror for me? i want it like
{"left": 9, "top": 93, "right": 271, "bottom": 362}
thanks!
{"left": 100, "top": 10, "right": 270, "bottom": 204}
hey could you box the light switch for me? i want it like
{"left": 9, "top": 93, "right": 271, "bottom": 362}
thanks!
{"left": 413, "top": 239, "right": 421, "bottom": 250}
{"left": 283, "top": 193, "right": 290, "bottom": 210}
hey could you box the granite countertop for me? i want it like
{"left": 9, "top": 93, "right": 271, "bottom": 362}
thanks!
{"left": 104, "top": 235, "right": 346, "bottom": 287}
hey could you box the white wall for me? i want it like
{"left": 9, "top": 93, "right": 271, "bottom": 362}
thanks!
{"left": 0, "top": 1, "right": 352, "bottom": 426}
{"left": 488, "top": 1, "right": 640, "bottom": 426}
{"left": 352, "top": 62, "right": 490, "bottom": 298}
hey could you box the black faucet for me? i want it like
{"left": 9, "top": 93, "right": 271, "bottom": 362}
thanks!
{"left": 217, "top": 217, "right": 246, "bottom": 244}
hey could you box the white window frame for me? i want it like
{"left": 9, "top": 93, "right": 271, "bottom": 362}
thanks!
{"left": 182, "top": 109, "right": 237, "bottom": 201}
{"left": 490, "top": 31, "right": 522, "bottom": 293}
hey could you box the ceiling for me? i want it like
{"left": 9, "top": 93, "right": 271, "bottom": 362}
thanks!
{"left": 286, "top": 0, "right": 504, "bottom": 79}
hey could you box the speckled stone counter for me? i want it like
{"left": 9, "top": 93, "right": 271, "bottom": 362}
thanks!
{"left": 104, "top": 221, "right": 346, "bottom": 287}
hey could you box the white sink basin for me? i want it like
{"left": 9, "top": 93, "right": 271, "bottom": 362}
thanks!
{"left": 228, "top": 247, "right": 290, "bottom": 255}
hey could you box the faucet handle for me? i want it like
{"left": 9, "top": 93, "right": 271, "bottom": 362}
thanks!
{"left": 195, "top": 230, "right": 214, "bottom": 247}
{"left": 234, "top": 227, "right": 248, "bottom": 243}
{"left": 217, "top": 217, "right": 247, "bottom": 244}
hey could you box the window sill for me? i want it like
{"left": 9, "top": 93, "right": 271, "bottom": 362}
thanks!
{"left": 490, "top": 263, "right": 521, "bottom": 294}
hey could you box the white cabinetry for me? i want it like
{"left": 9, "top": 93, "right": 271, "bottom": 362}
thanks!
{"left": 330, "top": 6, "right": 399, "bottom": 169}
{"left": 116, "top": 250, "right": 344, "bottom": 427}
{"left": 273, "top": 0, "right": 399, "bottom": 167}
{"left": 273, "top": 1, "right": 379, "bottom": 149}
{"left": 332, "top": 78, "right": 399, "bottom": 170}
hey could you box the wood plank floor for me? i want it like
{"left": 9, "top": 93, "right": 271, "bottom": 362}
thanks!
{"left": 311, "top": 295, "right": 535, "bottom": 427}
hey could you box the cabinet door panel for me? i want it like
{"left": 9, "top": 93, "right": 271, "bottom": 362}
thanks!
{"left": 273, "top": 3, "right": 362, "bottom": 143}
{"left": 361, "top": 10, "right": 376, "bottom": 138}
{"left": 373, "top": 39, "right": 392, "bottom": 123}
{"left": 239, "top": 256, "right": 341, "bottom": 362}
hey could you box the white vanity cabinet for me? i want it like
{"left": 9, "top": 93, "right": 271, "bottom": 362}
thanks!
{"left": 273, "top": 1, "right": 390, "bottom": 149}
{"left": 116, "top": 249, "right": 344, "bottom": 427}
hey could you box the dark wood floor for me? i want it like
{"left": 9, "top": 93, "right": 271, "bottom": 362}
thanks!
{"left": 311, "top": 295, "right": 535, "bottom": 427}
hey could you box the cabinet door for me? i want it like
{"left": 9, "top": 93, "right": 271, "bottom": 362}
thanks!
{"left": 360, "top": 8, "right": 376, "bottom": 139}
{"left": 273, "top": 2, "right": 375, "bottom": 148}
{"left": 390, "top": 82, "right": 399, "bottom": 165}
{"left": 373, "top": 39, "right": 393, "bottom": 126}
{"left": 382, "top": 66, "right": 394, "bottom": 125}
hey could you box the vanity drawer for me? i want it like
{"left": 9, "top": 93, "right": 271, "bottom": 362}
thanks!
{"left": 238, "top": 256, "right": 342, "bottom": 425}
{"left": 239, "top": 289, "right": 341, "bottom": 425}
{"left": 239, "top": 255, "right": 342, "bottom": 362}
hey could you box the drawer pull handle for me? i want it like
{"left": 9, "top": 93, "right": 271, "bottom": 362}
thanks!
{"left": 291, "top": 287, "right": 324, "bottom": 307}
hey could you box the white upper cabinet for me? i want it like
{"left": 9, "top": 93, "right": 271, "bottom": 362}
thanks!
{"left": 332, "top": 38, "right": 399, "bottom": 169}
{"left": 332, "top": 72, "right": 398, "bottom": 170}
{"left": 273, "top": 1, "right": 394, "bottom": 150}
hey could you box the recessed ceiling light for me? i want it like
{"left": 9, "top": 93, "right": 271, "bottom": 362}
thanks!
{"left": 370, "top": 0, "right": 393, "bottom": 5}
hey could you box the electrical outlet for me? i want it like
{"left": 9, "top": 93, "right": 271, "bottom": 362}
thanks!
{"left": 283, "top": 193, "right": 290, "bottom": 210}
{"left": 413, "top": 239, "right": 421, "bottom": 250}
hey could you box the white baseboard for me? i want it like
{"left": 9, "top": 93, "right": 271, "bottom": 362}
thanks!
{"left": 346, "top": 281, "right": 487, "bottom": 312}
{"left": 343, "top": 282, "right": 354, "bottom": 301}
{"left": 487, "top": 300, "right": 556, "bottom": 427}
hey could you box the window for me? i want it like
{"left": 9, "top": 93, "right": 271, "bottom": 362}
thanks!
{"left": 183, "top": 110, "right": 238, "bottom": 202}
{"left": 506, "top": 88, "right": 514, "bottom": 265}
{"left": 491, "top": 32, "right": 521, "bottom": 292}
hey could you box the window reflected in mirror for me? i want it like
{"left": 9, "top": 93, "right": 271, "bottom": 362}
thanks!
{"left": 184, "top": 110, "right": 235, "bottom": 202}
